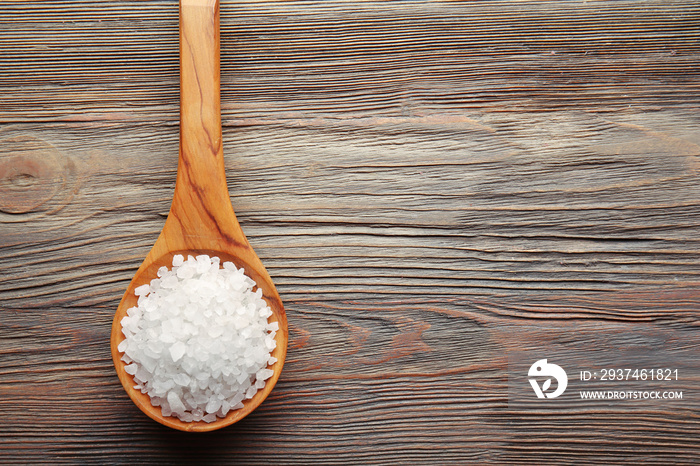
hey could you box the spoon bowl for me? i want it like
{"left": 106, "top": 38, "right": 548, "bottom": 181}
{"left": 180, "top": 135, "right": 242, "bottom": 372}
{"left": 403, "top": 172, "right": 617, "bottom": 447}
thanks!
{"left": 110, "top": 0, "right": 287, "bottom": 432}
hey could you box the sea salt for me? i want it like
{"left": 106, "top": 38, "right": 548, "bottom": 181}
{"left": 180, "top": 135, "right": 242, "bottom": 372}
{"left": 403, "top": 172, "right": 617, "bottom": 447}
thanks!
{"left": 119, "top": 254, "right": 277, "bottom": 423}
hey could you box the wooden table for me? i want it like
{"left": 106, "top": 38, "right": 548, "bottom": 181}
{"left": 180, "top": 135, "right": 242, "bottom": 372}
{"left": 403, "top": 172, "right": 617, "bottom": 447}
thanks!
{"left": 1, "top": 1, "right": 698, "bottom": 463}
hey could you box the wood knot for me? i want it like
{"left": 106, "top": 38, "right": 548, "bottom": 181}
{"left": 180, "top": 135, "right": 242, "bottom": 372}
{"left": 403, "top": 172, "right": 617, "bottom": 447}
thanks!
{"left": 0, "top": 135, "right": 75, "bottom": 215}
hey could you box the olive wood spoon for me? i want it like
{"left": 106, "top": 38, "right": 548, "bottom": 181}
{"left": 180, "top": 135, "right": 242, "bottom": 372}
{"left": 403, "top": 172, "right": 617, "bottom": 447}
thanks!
{"left": 110, "top": 0, "right": 287, "bottom": 432}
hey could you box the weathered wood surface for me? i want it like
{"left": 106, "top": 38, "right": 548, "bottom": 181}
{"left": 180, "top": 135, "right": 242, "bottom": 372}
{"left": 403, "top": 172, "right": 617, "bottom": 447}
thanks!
{"left": 1, "top": 0, "right": 699, "bottom": 464}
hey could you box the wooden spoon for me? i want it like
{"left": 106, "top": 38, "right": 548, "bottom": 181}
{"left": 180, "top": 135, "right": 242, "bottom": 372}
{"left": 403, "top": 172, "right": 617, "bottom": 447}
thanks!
{"left": 110, "top": 0, "right": 287, "bottom": 432}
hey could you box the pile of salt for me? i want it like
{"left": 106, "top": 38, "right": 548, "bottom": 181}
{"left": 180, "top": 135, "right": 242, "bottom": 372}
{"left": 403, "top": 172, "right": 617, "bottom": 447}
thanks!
{"left": 118, "top": 254, "right": 278, "bottom": 423}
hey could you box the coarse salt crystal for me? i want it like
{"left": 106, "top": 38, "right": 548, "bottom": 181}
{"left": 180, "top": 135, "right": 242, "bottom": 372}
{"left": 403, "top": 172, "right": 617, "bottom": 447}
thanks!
{"left": 134, "top": 284, "right": 150, "bottom": 296}
{"left": 256, "top": 368, "right": 274, "bottom": 381}
{"left": 119, "top": 254, "right": 278, "bottom": 423}
{"left": 244, "top": 385, "right": 257, "bottom": 399}
{"left": 169, "top": 341, "right": 187, "bottom": 362}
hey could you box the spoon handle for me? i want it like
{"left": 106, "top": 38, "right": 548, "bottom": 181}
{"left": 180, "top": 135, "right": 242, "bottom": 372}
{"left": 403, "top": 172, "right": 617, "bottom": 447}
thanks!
{"left": 167, "top": 0, "right": 246, "bottom": 248}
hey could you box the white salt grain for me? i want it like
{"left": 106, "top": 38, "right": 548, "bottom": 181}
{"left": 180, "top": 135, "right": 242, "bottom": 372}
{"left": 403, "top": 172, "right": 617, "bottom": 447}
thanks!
{"left": 169, "top": 341, "right": 186, "bottom": 362}
{"left": 134, "top": 284, "right": 150, "bottom": 296}
{"left": 167, "top": 391, "right": 186, "bottom": 414}
{"left": 117, "top": 340, "right": 128, "bottom": 353}
{"left": 205, "top": 398, "right": 222, "bottom": 414}
{"left": 244, "top": 385, "right": 257, "bottom": 399}
{"left": 256, "top": 368, "right": 274, "bottom": 381}
{"left": 267, "top": 321, "right": 279, "bottom": 332}
{"left": 119, "top": 255, "right": 277, "bottom": 423}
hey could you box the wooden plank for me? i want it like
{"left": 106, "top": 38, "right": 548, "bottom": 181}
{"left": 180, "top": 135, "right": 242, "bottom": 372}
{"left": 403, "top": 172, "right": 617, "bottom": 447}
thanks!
{"left": 0, "top": 0, "right": 699, "bottom": 464}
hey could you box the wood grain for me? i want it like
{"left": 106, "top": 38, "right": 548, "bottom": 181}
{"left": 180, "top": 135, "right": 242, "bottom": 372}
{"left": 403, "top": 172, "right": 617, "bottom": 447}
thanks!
{"left": 1, "top": 0, "right": 699, "bottom": 464}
